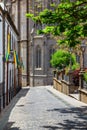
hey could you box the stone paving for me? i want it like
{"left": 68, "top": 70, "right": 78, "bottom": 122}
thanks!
{"left": 0, "top": 86, "right": 87, "bottom": 130}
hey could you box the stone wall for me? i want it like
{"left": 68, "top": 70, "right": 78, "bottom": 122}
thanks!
{"left": 53, "top": 78, "right": 62, "bottom": 92}
{"left": 30, "top": 74, "right": 53, "bottom": 87}
{"left": 79, "top": 89, "right": 87, "bottom": 104}
{"left": 53, "top": 71, "right": 79, "bottom": 95}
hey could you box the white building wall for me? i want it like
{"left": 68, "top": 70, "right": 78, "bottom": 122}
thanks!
{"left": 0, "top": 16, "right": 3, "bottom": 83}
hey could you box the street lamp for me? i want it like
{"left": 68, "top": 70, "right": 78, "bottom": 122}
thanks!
{"left": 79, "top": 41, "right": 86, "bottom": 88}
{"left": 80, "top": 41, "right": 86, "bottom": 70}
{"left": 79, "top": 41, "right": 86, "bottom": 100}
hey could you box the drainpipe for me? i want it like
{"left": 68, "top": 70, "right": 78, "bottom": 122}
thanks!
{"left": 26, "top": 0, "right": 29, "bottom": 86}
{"left": 2, "top": 0, "right": 6, "bottom": 108}
{"left": 17, "top": 0, "right": 21, "bottom": 87}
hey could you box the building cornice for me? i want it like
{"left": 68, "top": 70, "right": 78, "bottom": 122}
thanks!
{"left": 5, "top": 11, "right": 19, "bottom": 36}
{"left": 0, "top": 5, "right": 19, "bottom": 36}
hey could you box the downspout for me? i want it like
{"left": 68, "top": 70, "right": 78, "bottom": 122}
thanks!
{"left": 17, "top": 0, "right": 21, "bottom": 87}
{"left": 26, "top": 0, "right": 29, "bottom": 85}
{"left": 2, "top": 0, "right": 5, "bottom": 108}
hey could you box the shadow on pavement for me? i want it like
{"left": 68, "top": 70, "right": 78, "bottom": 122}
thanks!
{"left": 42, "top": 125, "right": 60, "bottom": 130}
{"left": 41, "top": 106, "right": 87, "bottom": 129}
{"left": 0, "top": 87, "right": 30, "bottom": 130}
{"left": 3, "top": 122, "right": 21, "bottom": 130}
{"left": 15, "top": 88, "right": 30, "bottom": 98}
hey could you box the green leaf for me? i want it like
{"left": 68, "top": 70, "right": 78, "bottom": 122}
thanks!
{"left": 26, "top": 13, "right": 34, "bottom": 18}
{"left": 26, "top": 0, "right": 87, "bottom": 48}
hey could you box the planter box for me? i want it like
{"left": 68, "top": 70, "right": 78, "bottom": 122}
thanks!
{"left": 79, "top": 89, "right": 87, "bottom": 104}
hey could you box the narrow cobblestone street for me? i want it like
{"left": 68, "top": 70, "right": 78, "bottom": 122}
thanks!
{"left": 0, "top": 86, "right": 87, "bottom": 130}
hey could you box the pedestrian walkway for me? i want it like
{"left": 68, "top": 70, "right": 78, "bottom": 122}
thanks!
{"left": 69, "top": 93, "right": 79, "bottom": 100}
{"left": 46, "top": 86, "right": 87, "bottom": 107}
{"left": 0, "top": 86, "right": 87, "bottom": 130}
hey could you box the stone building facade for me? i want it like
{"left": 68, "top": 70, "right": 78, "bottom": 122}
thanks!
{"left": 11, "top": 0, "right": 30, "bottom": 87}
{"left": 1, "top": 0, "right": 87, "bottom": 87}
{"left": 0, "top": 0, "right": 60, "bottom": 87}
{"left": 30, "top": 34, "right": 56, "bottom": 86}
{"left": 0, "top": 1, "right": 20, "bottom": 110}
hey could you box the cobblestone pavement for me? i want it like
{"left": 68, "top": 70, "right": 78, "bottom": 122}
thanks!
{"left": 1, "top": 86, "right": 87, "bottom": 130}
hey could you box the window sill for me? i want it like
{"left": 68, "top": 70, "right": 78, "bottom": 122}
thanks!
{"left": 35, "top": 68, "right": 42, "bottom": 70}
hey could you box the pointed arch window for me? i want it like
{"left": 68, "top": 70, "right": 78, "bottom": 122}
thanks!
{"left": 36, "top": 46, "right": 41, "bottom": 68}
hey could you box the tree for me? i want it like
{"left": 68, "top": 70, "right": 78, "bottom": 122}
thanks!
{"left": 50, "top": 49, "right": 79, "bottom": 70}
{"left": 26, "top": 0, "right": 87, "bottom": 48}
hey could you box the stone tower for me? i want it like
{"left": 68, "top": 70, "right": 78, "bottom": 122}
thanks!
{"left": 11, "top": 0, "right": 30, "bottom": 87}
{"left": 10, "top": 0, "right": 57, "bottom": 86}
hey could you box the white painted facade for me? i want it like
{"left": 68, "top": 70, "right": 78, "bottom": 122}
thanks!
{"left": 0, "top": 2, "right": 19, "bottom": 109}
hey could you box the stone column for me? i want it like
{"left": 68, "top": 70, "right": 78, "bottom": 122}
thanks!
{"left": 79, "top": 70, "right": 85, "bottom": 100}
{"left": 61, "top": 69, "right": 65, "bottom": 80}
{"left": 68, "top": 70, "right": 73, "bottom": 85}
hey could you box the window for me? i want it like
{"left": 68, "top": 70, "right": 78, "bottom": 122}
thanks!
{"left": 36, "top": 46, "right": 41, "bottom": 68}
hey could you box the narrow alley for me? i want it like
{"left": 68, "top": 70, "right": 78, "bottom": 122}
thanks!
{"left": 1, "top": 86, "right": 87, "bottom": 130}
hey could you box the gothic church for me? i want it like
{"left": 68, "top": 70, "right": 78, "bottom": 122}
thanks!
{"left": 4, "top": 0, "right": 58, "bottom": 86}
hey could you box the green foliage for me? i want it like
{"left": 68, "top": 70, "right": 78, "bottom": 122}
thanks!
{"left": 26, "top": 13, "right": 34, "bottom": 18}
{"left": 71, "top": 63, "right": 80, "bottom": 71}
{"left": 50, "top": 49, "right": 78, "bottom": 70}
{"left": 83, "top": 72, "right": 87, "bottom": 83}
{"left": 26, "top": 0, "right": 87, "bottom": 48}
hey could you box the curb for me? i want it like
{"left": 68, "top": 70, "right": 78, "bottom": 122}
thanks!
{"left": 46, "top": 86, "right": 87, "bottom": 107}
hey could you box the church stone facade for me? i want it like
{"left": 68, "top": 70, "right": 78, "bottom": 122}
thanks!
{"left": 30, "top": 34, "right": 56, "bottom": 86}
{"left": 7, "top": 0, "right": 57, "bottom": 87}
